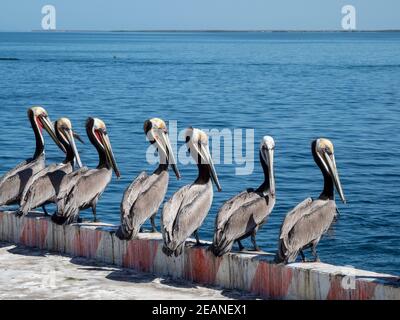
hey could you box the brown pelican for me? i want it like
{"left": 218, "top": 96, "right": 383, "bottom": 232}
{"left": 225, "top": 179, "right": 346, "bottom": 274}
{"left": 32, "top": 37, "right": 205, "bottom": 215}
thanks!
{"left": 51, "top": 117, "right": 120, "bottom": 225}
{"left": 276, "top": 138, "right": 346, "bottom": 264}
{"left": 18, "top": 118, "right": 83, "bottom": 217}
{"left": 0, "top": 106, "right": 63, "bottom": 207}
{"left": 161, "top": 128, "right": 221, "bottom": 257}
{"left": 210, "top": 136, "right": 275, "bottom": 256}
{"left": 116, "top": 118, "right": 181, "bottom": 240}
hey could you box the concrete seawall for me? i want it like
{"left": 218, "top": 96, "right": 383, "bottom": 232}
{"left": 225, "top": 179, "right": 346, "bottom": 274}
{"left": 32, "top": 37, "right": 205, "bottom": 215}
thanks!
{"left": 0, "top": 210, "right": 399, "bottom": 300}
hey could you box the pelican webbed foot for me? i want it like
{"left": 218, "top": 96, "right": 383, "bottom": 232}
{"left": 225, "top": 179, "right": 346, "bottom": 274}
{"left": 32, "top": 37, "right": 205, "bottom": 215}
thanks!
{"left": 15, "top": 211, "right": 23, "bottom": 218}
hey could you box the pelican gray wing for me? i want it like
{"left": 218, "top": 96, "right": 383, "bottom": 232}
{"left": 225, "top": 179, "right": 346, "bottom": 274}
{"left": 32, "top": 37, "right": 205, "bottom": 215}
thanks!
{"left": 57, "top": 167, "right": 90, "bottom": 201}
{"left": 0, "top": 155, "right": 45, "bottom": 206}
{"left": 20, "top": 162, "right": 64, "bottom": 206}
{"left": 212, "top": 190, "right": 257, "bottom": 249}
{"left": 279, "top": 197, "right": 313, "bottom": 244}
{"left": 52, "top": 166, "right": 90, "bottom": 222}
{"left": 162, "top": 182, "right": 213, "bottom": 256}
{"left": 277, "top": 198, "right": 337, "bottom": 263}
{"left": 19, "top": 162, "right": 73, "bottom": 216}
{"left": 21, "top": 162, "right": 61, "bottom": 200}
{"left": 212, "top": 191, "right": 275, "bottom": 256}
{"left": 118, "top": 171, "right": 168, "bottom": 240}
{"left": 120, "top": 171, "right": 148, "bottom": 218}
{"left": 161, "top": 184, "right": 191, "bottom": 246}
{"left": 0, "top": 159, "right": 30, "bottom": 187}
{"left": 214, "top": 190, "right": 257, "bottom": 233}
{"left": 54, "top": 168, "right": 112, "bottom": 224}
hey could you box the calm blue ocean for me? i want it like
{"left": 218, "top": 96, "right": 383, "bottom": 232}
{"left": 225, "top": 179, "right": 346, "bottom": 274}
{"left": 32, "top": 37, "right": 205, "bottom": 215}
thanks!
{"left": 0, "top": 32, "right": 399, "bottom": 275}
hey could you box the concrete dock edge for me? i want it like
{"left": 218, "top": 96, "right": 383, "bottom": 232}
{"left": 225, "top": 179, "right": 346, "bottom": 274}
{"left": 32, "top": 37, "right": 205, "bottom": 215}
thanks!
{"left": 0, "top": 210, "right": 399, "bottom": 300}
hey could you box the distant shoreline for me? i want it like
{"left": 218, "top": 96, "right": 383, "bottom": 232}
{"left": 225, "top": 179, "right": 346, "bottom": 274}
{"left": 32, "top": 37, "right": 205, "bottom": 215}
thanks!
{"left": 1, "top": 29, "right": 400, "bottom": 33}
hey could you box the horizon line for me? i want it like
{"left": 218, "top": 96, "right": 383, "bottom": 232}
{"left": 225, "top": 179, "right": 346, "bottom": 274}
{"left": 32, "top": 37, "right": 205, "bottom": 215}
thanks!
{"left": 0, "top": 29, "right": 400, "bottom": 33}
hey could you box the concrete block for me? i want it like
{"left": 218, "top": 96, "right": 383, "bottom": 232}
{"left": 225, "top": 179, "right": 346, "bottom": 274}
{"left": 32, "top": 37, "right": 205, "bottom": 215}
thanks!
{"left": 1, "top": 210, "right": 399, "bottom": 300}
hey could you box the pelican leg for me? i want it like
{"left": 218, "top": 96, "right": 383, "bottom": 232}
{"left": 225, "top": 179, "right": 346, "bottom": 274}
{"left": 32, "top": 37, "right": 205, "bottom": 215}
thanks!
{"left": 237, "top": 240, "right": 244, "bottom": 251}
{"left": 150, "top": 214, "right": 157, "bottom": 233}
{"left": 92, "top": 204, "right": 97, "bottom": 222}
{"left": 311, "top": 244, "right": 320, "bottom": 262}
{"left": 42, "top": 205, "right": 49, "bottom": 216}
{"left": 251, "top": 231, "right": 261, "bottom": 251}
{"left": 300, "top": 250, "right": 307, "bottom": 262}
{"left": 194, "top": 230, "right": 201, "bottom": 245}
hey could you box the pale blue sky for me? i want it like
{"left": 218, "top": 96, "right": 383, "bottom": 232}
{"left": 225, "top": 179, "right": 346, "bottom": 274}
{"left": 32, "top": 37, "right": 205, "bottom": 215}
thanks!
{"left": 0, "top": 0, "right": 399, "bottom": 31}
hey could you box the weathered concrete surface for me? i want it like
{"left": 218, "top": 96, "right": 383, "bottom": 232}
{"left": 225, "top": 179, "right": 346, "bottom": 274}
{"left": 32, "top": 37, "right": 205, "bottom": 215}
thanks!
{"left": 0, "top": 210, "right": 399, "bottom": 300}
{"left": 0, "top": 242, "right": 255, "bottom": 300}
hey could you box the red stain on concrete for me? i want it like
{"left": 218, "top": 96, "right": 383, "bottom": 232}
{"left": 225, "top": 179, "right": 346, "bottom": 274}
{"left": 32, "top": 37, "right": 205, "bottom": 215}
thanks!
{"left": 20, "top": 219, "right": 35, "bottom": 247}
{"left": 0, "top": 213, "right": 3, "bottom": 240}
{"left": 20, "top": 218, "right": 48, "bottom": 249}
{"left": 71, "top": 228, "right": 102, "bottom": 258}
{"left": 70, "top": 229, "right": 80, "bottom": 256}
{"left": 123, "top": 240, "right": 159, "bottom": 272}
{"left": 37, "top": 219, "right": 49, "bottom": 249}
{"left": 250, "top": 261, "right": 293, "bottom": 299}
{"left": 326, "top": 277, "right": 378, "bottom": 300}
{"left": 184, "top": 247, "right": 222, "bottom": 285}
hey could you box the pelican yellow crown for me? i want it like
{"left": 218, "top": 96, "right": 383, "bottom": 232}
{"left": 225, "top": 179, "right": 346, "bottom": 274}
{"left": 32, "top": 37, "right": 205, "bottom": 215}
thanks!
{"left": 150, "top": 118, "right": 166, "bottom": 130}
{"left": 29, "top": 106, "right": 47, "bottom": 117}
{"left": 56, "top": 117, "right": 72, "bottom": 129}
{"left": 317, "top": 138, "right": 334, "bottom": 153}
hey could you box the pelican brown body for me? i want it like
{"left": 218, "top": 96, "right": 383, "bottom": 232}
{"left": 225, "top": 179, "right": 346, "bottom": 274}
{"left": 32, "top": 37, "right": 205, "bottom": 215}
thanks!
{"left": 0, "top": 107, "right": 63, "bottom": 207}
{"left": 52, "top": 117, "right": 120, "bottom": 225}
{"left": 276, "top": 138, "right": 346, "bottom": 264}
{"left": 116, "top": 118, "right": 181, "bottom": 240}
{"left": 210, "top": 136, "right": 276, "bottom": 256}
{"left": 18, "top": 118, "right": 83, "bottom": 217}
{"left": 161, "top": 128, "right": 222, "bottom": 257}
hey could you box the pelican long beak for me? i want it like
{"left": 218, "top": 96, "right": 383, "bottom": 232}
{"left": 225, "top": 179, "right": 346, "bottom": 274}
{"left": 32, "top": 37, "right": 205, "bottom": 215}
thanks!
{"left": 39, "top": 115, "right": 66, "bottom": 153}
{"left": 261, "top": 147, "right": 275, "bottom": 196}
{"left": 64, "top": 129, "right": 83, "bottom": 168}
{"left": 323, "top": 152, "right": 346, "bottom": 203}
{"left": 99, "top": 130, "right": 121, "bottom": 178}
{"left": 198, "top": 143, "right": 222, "bottom": 192}
{"left": 155, "top": 131, "right": 181, "bottom": 179}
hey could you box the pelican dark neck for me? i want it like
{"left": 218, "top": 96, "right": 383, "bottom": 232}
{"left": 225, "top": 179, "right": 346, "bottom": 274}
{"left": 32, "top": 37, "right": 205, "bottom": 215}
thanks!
{"left": 86, "top": 119, "right": 108, "bottom": 170}
{"left": 55, "top": 125, "right": 74, "bottom": 165}
{"left": 153, "top": 151, "right": 169, "bottom": 175}
{"left": 154, "top": 164, "right": 168, "bottom": 175}
{"left": 95, "top": 141, "right": 108, "bottom": 169}
{"left": 29, "top": 114, "right": 45, "bottom": 159}
{"left": 256, "top": 151, "right": 271, "bottom": 194}
{"left": 195, "top": 163, "right": 211, "bottom": 185}
{"left": 63, "top": 146, "right": 75, "bottom": 164}
{"left": 312, "top": 141, "right": 334, "bottom": 200}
